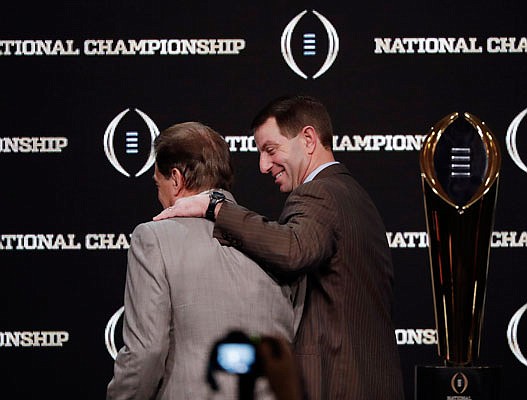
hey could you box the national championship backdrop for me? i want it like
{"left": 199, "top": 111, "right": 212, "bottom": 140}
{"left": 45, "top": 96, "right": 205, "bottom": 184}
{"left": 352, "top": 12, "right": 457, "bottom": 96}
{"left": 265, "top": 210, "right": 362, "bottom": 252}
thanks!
{"left": 1, "top": 2, "right": 526, "bottom": 398}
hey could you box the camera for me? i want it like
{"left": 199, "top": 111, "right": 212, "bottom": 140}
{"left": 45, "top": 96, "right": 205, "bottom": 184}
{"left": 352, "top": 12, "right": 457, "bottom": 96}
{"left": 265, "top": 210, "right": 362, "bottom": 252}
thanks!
{"left": 206, "top": 330, "right": 263, "bottom": 394}
{"left": 207, "top": 330, "right": 289, "bottom": 398}
{"left": 217, "top": 342, "right": 257, "bottom": 374}
{"left": 208, "top": 330, "right": 262, "bottom": 376}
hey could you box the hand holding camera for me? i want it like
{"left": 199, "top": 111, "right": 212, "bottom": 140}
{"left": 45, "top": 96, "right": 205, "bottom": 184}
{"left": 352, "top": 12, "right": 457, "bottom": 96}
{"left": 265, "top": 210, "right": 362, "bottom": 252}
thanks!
{"left": 257, "top": 336, "right": 302, "bottom": 400}
{"left": 207, "top": 330, "right": 302, "bottom": 400}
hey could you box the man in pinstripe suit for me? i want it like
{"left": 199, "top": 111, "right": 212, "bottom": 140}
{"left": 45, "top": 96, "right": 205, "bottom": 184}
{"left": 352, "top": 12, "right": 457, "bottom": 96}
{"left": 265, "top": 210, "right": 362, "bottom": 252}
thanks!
{"left": 155, "top": 96, "right": 404, "bottom": 399}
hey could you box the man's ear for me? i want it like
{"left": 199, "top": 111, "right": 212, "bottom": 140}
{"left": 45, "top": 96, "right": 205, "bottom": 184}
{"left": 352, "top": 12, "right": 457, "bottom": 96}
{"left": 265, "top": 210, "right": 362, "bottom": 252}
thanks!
{"left": 302, "top": 126, "right": 318, "bottom": 155}
{"left": 171, "top": 168, "right": 185, "bottom": 196}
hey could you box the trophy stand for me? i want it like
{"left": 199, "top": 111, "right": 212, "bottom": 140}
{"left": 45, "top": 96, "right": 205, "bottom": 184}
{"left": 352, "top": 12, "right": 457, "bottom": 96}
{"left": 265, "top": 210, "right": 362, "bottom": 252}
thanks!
{"left": 415, "top": 365, "right": 501, "bottom": 399}
{"left": 416, "top": 112, "right": 502, "bottom": 400}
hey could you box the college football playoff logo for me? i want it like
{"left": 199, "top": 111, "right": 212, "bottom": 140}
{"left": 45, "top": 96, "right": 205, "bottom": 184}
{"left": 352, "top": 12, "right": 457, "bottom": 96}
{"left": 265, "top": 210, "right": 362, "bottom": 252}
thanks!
{"left": 506, "top": 107, "right": 527, "bottom": 174}
{"left": 104, "top": 108, "right": 159, "bottom": 177}
{"left": 508, "top": 302, "right": 527, "bottom": 367}
{"left": 105, "top": 306, "right": 124, "bottom": 359}
{"left": 450, "top": 372, "right": 468, "bottom": 394}
{"left": 281, "top": 10, "right": 339, "bottom": 79}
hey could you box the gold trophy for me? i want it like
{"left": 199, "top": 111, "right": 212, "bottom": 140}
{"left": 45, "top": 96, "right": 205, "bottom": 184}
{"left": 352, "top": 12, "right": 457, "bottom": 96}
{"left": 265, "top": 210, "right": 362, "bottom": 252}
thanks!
{"left": 416, "top": 112, "right": 502, "bottom": 399}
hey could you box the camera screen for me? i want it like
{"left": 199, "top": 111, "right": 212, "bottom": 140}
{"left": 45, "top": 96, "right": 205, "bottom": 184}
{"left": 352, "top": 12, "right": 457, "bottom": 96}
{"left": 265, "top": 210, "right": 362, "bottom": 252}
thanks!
{"left": 217, "top": 343, "right": 256, "bottom": 374}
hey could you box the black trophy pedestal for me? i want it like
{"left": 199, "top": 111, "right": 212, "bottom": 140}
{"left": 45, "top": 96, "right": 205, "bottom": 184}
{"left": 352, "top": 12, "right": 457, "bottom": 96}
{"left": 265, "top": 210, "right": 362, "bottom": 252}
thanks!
{"left": 415, "top": 365, "right": 502, "bottom": 400}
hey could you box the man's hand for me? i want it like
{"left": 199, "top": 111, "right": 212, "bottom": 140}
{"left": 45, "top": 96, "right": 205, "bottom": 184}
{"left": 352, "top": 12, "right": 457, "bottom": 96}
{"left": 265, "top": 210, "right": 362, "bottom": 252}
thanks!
{"left": 258, "top": 336, "right": 302, "bottom": 400}
{"left": 153, "top": 193, "right": 209, "bottom": 221}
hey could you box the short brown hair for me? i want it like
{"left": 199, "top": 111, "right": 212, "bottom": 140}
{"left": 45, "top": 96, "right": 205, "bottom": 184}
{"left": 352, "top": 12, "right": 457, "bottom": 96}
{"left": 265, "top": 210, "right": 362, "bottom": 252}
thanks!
{"left": 250, "top": 95, "right": 333, "bottom": 149}
{"left": 154, "top": 122, "right": 233, "bottom": 191}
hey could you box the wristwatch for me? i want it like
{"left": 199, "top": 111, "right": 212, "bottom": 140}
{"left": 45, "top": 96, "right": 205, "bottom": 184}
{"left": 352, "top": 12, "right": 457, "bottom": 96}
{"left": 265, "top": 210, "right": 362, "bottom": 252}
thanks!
{"left": 206, "top": 191, "right": 226, "bottom": 222}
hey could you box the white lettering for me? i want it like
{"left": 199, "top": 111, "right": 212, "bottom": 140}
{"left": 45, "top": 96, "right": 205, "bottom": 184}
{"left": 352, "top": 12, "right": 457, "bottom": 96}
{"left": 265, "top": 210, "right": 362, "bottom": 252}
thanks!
{"left": 85, "top": 233, "right": 131, "bottom": 250}
{"left": 333, "top": 135, "right": 426, "bottom": 152}
{"left": 491, "top": 231, "right": 527, "bottom": 247}
{"left": 0, "top": 40, "right": 79, "bottom": 56}
{"left": 82, "top": 38, "right": 246, "bottom": 56}
{"left": 374, "top": 37, "right": 482, "bottom": 54}
{"left": 385, "top": 231, "right": 527, "bottom": 248}
{"left": 0, "top": 137, "right": 68, "bottom": 153}
{"left": 224, "top": 136, "right": 258, "bottom": 152}
{"left": 0, "top": 234, "right": 81, "bottom": 250}
{"left": 386, "top": 232, "right": 429, "bottom": 248}
{"left": 0, "top": 38, "right": 246, "bottom": 56}
{"left": 487, "top": 37, "right": 527, "bottom": 53}
{"left": 222, "top": 134, "right": 425, "bottom": 153}
{"left": 0, "top": 331, "right": 69, "bottom": 347}
{"left": 395, "top": 329, "right": 438, "bottom": 345}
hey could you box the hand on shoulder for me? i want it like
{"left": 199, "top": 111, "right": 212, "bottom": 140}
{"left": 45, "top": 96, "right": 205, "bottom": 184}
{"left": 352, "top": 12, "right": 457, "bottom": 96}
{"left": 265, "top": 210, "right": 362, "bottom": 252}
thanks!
{"left": 152, "top": 193, "right": 209, "bottom": 221}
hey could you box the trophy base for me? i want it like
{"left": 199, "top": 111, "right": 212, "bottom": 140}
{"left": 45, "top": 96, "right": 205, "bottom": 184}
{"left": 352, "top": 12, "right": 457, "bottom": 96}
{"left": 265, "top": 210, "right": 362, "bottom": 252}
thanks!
{"left": 414, "top": 365, "right": 502, "bottom": 400}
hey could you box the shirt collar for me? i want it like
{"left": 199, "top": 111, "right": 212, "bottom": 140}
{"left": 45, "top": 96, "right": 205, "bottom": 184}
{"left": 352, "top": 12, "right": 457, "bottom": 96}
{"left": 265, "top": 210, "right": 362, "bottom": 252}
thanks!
{"left": 303, "top": 161, "right": 339, "bottom": 184}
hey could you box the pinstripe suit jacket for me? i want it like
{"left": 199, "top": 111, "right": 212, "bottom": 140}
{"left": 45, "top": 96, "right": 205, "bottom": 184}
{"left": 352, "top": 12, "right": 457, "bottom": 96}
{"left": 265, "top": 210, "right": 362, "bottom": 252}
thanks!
{"left": 213, "top": 164, "right": 404, "bottom": 400}
{"left": 107, "top": 192, "right": 304, "bottom": 400}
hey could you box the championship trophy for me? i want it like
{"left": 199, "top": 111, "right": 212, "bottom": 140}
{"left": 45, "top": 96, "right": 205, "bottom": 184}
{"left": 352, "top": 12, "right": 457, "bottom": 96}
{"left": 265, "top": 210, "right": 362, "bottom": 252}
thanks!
{"left": 415, "top": 112, "right": 502, "bottom": 399}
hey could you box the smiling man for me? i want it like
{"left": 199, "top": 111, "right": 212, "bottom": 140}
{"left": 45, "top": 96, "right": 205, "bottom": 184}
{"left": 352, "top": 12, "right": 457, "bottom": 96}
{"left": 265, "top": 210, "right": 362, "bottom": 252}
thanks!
{"left": 154, "top": 96, "right": 404, "bottom": 400}
{"left": 255, "top": 115, "right": 336, "bottom": 193}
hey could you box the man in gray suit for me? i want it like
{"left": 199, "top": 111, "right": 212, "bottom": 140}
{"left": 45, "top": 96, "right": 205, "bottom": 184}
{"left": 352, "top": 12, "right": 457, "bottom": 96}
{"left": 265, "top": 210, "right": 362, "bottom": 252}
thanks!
{"left": 107, "top": 122, "right": 304, "bottom": 400}
{"left": 155, "top": 96, "right": 405, "bottom": 399}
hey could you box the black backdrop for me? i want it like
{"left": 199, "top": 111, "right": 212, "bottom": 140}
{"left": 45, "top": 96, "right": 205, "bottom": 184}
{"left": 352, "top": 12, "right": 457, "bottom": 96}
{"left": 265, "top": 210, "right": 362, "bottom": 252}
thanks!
{"left": 2, "top": 1, "right": 527, "bottom": 398}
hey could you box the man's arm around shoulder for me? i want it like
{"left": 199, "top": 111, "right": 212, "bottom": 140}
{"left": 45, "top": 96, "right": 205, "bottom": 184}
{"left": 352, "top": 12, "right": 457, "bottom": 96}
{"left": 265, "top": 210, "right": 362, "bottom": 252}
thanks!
{"left": 213, "top": 183, "right": 336, "bottom": 279}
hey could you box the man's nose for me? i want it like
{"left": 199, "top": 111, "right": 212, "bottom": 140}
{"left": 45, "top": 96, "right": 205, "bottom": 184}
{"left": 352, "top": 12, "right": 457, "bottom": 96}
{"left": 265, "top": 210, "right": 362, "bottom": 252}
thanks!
{"left": 259, "top": 153, "right": 272, "bottom": 174}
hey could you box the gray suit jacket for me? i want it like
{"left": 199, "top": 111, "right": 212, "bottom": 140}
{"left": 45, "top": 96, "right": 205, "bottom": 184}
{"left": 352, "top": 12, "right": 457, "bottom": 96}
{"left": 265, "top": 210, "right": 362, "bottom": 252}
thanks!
{"left": 107, "top": 192, "right": 304, "bottom": 400}
{"left": 213, "top": 164, "right": 404, "bottom": 400}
